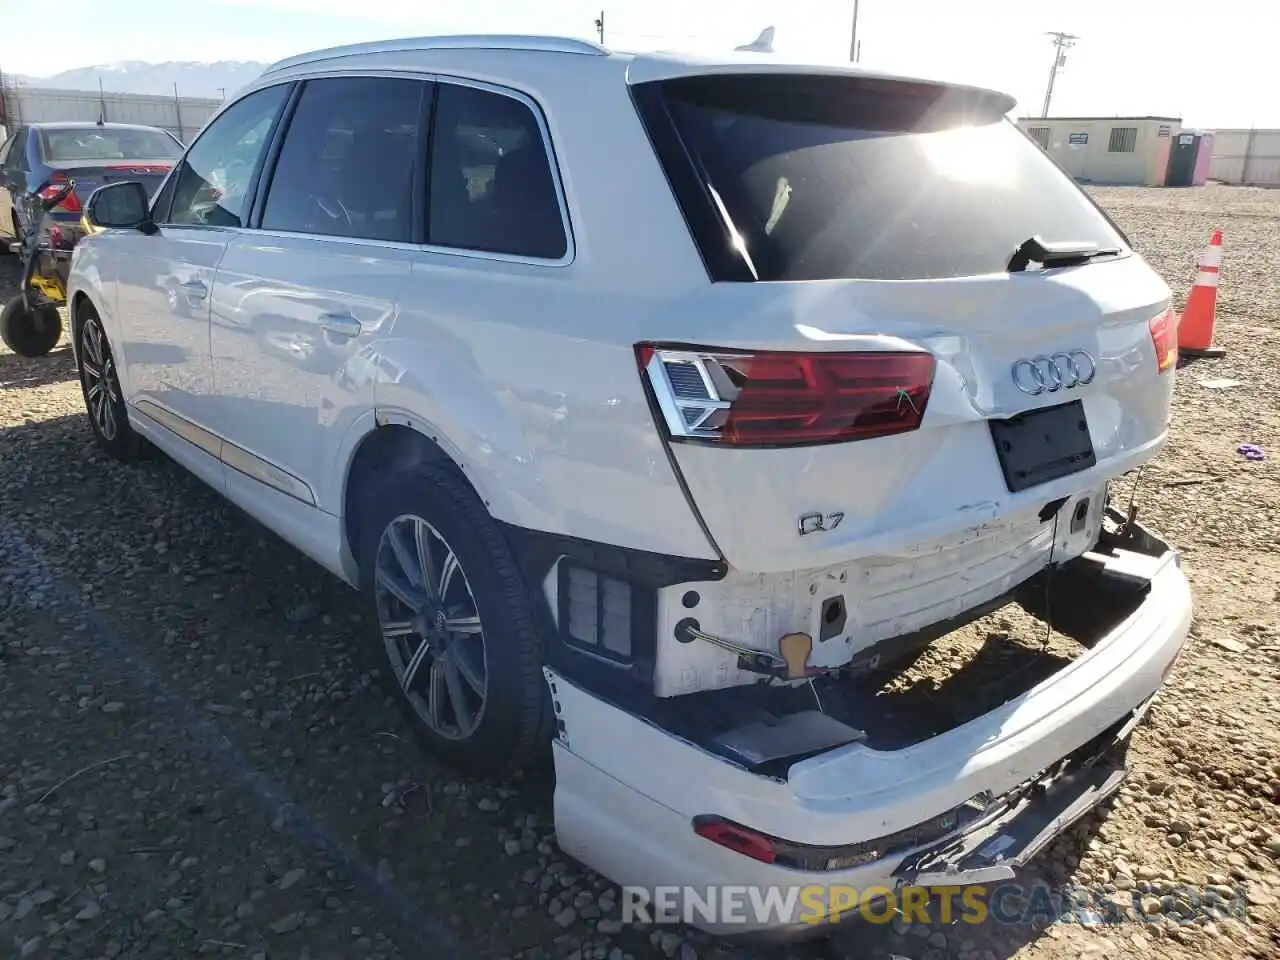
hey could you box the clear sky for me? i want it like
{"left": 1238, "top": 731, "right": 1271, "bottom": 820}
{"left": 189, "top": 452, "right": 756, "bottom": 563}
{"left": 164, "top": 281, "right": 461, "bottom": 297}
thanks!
{"left": 0, "top": 0, "right": 1272, "bottom": 128}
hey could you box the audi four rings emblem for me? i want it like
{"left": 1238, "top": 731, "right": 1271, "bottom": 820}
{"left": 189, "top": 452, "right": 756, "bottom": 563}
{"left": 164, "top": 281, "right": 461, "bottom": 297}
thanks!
{"left": 1011, "top": 350, "right": 1097, "bottom": 395}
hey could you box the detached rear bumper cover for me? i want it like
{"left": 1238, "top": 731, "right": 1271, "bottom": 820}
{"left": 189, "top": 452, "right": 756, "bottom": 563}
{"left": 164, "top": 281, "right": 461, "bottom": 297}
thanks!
{"left": 547, "top": 517, "right": 1190, "bottom": 936}
{"left": 783, "top": 535, "right": 1187, "bottom": 840}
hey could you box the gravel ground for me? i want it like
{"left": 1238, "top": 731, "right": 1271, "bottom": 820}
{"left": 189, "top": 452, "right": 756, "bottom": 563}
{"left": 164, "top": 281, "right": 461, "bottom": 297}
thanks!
{"left": 1, "top": 184, "right": 1278, "bottom": 960}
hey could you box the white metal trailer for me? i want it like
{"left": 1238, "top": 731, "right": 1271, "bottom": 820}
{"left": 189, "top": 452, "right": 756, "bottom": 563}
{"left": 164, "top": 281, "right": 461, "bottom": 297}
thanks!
{"left": 1210, "top": 129, "right": 1280, "bottom": 187}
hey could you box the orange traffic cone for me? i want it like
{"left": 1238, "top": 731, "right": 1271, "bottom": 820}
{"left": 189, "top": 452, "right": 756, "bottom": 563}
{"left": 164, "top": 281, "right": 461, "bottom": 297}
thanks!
{"left": 1178, "top": 230, "right": 1226, "bottom": 359}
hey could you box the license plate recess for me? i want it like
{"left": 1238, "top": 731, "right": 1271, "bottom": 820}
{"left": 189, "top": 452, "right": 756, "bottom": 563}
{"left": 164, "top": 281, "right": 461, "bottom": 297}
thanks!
{"left": 989, "top": 400, "right": 1096, "bottom": 493}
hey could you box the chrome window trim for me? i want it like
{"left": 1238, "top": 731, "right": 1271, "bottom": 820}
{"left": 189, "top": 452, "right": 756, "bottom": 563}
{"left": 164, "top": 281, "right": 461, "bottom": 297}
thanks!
{"left": 154, "top": 79, "right": 298, "bottom": 227}
{"left": 226, "top": 69, "right": 575, "bottom": 268}
{"left": 420, "top": 72, "right": 575, "bottom": 267}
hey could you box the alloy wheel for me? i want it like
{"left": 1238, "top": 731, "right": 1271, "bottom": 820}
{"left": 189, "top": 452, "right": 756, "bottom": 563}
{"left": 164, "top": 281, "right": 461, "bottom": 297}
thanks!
{"left": 80, "top": 316, "right": 120, "bottom": 442}
{"left": 374, "top": 514, "right": 489, "bottom": 740}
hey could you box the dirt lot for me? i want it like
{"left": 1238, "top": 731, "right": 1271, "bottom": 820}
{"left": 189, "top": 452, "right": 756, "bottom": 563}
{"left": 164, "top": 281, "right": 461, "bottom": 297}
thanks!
{"left": 1, "top": 185, "right": 1278, "bottom": 960}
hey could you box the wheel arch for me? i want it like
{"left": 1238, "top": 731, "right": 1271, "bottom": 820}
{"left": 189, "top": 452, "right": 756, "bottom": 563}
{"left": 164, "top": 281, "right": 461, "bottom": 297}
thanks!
{"left": 69, "top": 289, "right": 103, "bottom": 368}
{"left": 341, "top": 418, "right": 497, "bottom": 586}
{"left": 69, "top": 290, "right": 91, "bottom": 341}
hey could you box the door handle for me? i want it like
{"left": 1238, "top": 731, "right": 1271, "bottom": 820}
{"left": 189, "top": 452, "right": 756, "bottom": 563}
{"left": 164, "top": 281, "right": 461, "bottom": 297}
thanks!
{"left": 180, "top": 279, "right": 208, "bottom": 300}
{"left": 319, "top": 312, "right": 362, "bottom": 339}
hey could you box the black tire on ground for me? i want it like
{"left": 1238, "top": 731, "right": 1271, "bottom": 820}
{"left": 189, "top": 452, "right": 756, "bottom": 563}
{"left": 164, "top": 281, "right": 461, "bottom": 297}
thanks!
{"left": 356, "top": 460, "right": 553, "bottom": 778}
{"left": 0, "top": 296, "right": 63, "bottom": 357}
{"left": 75, "top": 300, "right": 149, "bottom": 462}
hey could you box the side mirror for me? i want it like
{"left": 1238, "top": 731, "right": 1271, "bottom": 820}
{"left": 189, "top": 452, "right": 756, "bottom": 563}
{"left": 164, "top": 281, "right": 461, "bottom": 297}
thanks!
{"left": 84, "top": 181, "right": 157, "bottom": 235}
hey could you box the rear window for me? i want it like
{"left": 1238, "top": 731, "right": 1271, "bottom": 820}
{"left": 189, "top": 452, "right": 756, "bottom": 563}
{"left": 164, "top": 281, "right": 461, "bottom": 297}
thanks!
{"left": 39, "top": 127, "right": 182, "bottom": 162}
{"left": 642, "top": 74, "right": 1126, "bottom": 281}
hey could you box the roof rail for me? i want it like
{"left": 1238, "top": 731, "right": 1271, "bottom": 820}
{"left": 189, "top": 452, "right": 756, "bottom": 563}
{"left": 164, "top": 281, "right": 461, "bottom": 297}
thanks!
{"left": 263, "top": 35, "right": 610, "bottom": 76}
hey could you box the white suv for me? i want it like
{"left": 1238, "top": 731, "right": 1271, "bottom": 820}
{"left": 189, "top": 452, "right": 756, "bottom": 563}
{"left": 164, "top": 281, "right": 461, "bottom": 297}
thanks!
{"left": 68, "top": 35, "right": 1191, "bottom": 937}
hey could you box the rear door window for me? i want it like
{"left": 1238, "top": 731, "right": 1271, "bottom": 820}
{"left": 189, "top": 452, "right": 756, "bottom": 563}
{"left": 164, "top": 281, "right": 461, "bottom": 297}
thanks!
{"left": 427, "top": 83, "right": 567, "bottom": 260}
{"left": 640, "top": 74, "right": 1127, "bottom": 281}
{"left": 261, "top": 76, "right": 426, "bottom": 243}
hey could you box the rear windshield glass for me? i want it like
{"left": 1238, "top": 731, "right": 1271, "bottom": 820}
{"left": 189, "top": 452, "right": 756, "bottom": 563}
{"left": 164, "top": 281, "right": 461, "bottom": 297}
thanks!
{"left": 650, "top": 74, "right": 1126, "bottom": 281}
{"left": 39, "top": 128, "right": 182, "bottom": 162}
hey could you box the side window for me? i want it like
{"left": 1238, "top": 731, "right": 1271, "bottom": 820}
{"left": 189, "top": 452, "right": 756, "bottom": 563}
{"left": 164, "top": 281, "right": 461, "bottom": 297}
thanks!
{"left": 262, "top": 77, "right": 424, "bottom": 243}
{"left": 3, "top": 130, "right": 29, "bottom": 172}
{"left": 428, "top": 84, "right": 567, "bottom": 259}
{"left": 168, "top": 85, "right": 289, "bottom": 228}
{"left": 150, "top": 169, "right": 177, "bottom": 223}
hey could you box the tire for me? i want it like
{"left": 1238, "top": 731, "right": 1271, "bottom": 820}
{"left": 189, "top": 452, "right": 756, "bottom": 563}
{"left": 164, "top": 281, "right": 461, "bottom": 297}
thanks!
{"left": 356, "top": 460, "right": 552, "bottom": 778}
{"left": 0, "top": 296, "right": 62, "bottom": 357}
{"left": 76, "top": 301, "right": 148, "bottom": 462}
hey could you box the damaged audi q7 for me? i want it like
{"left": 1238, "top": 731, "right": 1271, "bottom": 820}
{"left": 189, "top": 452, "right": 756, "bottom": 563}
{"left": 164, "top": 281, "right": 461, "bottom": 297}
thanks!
{"left": 67, "top": 35, "right": 1190, "bottom": 938}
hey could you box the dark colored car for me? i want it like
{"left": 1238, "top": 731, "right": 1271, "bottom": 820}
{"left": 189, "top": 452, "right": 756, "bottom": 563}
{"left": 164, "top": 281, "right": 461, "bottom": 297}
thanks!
{"left": 0, "top": 121, "right": 182, "bottom": 249}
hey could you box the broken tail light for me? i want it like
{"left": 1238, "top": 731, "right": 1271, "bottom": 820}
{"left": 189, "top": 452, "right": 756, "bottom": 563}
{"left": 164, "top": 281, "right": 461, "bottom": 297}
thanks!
{"left": 1149, "top": 308, "right": 1176, "bottom": 373}
{"left": 38, "top": 174, "right": 82, "bottom": 213}
{"left": 638, "top": 345, "right": 935, "bottom": 447}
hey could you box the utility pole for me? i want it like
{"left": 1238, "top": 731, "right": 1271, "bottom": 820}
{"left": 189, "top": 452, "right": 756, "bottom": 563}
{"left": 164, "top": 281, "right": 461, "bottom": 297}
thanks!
{"left": 1042, "top": 31, "right": 1079, "bottom": 118}
{"left": 848, "top": 0, "right": 861, "bottom": 63}
{"left": 595, "top": 10, "right": 605, "bottom": 44}
{"left": 173, "top": 82, "right": 185, "bottom": 143}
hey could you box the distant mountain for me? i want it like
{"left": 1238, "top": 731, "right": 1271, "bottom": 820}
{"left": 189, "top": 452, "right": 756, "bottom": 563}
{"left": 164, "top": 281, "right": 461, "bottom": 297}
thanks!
{"left": 13, "top": 61, "right": 268, "bottom": 99}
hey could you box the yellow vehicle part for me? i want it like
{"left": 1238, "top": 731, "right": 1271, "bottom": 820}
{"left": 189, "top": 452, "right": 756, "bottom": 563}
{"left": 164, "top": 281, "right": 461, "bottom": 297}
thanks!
{"left": 32, "top": 274, "right": 66, "bottom": 302}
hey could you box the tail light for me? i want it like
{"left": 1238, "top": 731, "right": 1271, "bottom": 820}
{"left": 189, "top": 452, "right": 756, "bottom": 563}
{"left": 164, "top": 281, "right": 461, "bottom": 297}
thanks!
{"left": 692, "top": 817, "right": 777, "bottom": 864}
{"left": 637, "top": 345, "right": 935, "bottom": 447}
{"left": 1149, "top": 308, "right": 1177, "bottom": 373}
{"left": 38, "top": 174, "right": 82, "bottom": 213}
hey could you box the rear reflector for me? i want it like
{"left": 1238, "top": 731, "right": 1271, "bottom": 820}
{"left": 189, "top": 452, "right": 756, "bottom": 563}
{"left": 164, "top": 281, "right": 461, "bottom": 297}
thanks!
{"left": 692, "top": 817, "right": 777, "bottom": 864}
{"left": 1149, "top": 308, "right": 1177, "bottom": 373}
{"left": 638, "top": 345, "right": 935, "bottom": 447}
{"left": 691, "top": 799, "right": 994, "bottom": 871}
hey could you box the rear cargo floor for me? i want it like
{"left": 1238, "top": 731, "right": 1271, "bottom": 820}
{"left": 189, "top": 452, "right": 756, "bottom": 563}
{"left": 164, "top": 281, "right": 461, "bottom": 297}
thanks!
{"left": 631, "top": 541, "right": 1154, "bottom": 771}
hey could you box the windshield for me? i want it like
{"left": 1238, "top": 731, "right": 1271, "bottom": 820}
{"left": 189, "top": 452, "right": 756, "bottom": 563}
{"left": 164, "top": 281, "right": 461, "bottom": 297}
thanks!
{"left": 647, "top": 74, "right": 1127, "bottom": 281}
{"left": 39, "top": 127, "right": 182, "bottom": 162}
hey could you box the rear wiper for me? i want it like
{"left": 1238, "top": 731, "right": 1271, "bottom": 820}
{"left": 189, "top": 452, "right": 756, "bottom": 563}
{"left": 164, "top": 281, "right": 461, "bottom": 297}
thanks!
{"left": 1007, "top": 236, "right": 1122, "bottom": 273}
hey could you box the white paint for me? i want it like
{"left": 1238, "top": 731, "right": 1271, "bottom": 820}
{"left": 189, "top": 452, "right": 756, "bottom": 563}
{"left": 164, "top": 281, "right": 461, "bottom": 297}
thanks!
{"left": 651, "top": 485, "right": 1107, "bottom": 697}
{"left": 549, "top": 539, "right": 1191, "bottom": 936}
{"left": 64, "top": 37, "right": 1194, "bottom": 937}
{"left": 668, "top": 256, "right": 1172, "bottom": 574}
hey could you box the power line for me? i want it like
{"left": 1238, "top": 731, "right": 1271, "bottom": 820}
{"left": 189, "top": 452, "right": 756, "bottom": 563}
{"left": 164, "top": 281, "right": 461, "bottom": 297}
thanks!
{"left": 1042, "top": 31, "right": 1079, "bottom": 118}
